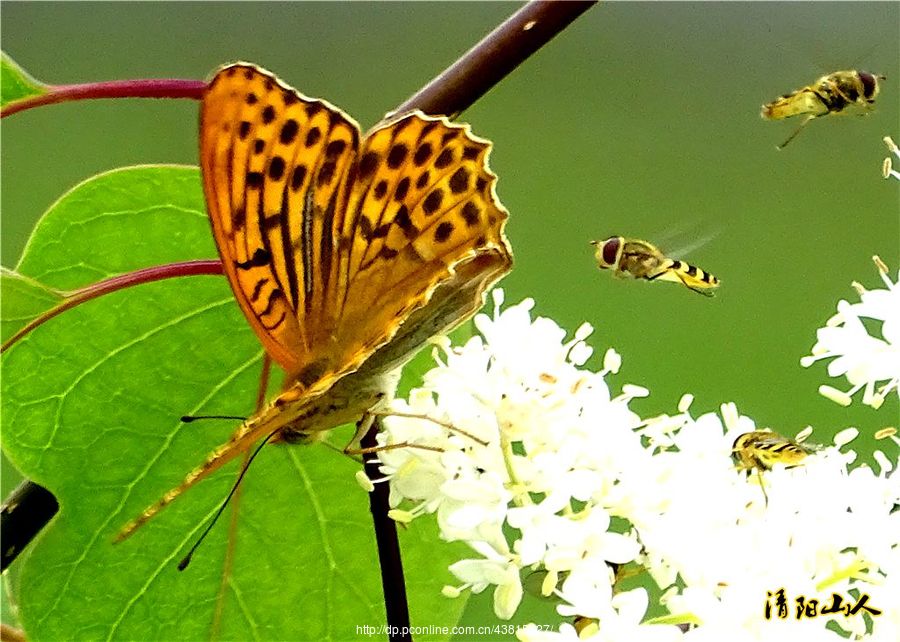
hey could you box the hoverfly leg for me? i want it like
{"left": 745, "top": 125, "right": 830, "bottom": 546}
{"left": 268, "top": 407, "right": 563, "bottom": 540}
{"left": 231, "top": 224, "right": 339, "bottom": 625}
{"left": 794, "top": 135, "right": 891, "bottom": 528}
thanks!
{"left": 777, "top": 115, "right": 815, "bottom": 150}
{"left": 687, "top": 282, "right": 716, "bottom": 297}
{"left": 756, "top": 468, "right": 770, "bottom": 507}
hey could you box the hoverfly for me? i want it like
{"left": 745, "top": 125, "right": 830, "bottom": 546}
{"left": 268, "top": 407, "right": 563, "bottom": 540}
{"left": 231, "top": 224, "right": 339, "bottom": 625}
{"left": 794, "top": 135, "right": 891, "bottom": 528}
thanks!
{"left": 732, "top": 430, "right": 812, "bottom": 471}
{"left": 591, "top": 236, "right": 719, "bottom": 297}
{"left": 732, "top": 430, "right": 813, "bottom": 503}
{"left": 761, "top": 70, "right": 885, "bottom": 149}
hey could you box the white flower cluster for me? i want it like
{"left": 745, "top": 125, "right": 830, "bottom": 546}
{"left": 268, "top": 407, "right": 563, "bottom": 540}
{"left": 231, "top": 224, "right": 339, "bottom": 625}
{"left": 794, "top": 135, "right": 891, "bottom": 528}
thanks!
{"left": 801, "top": 257, "right": 899, "bottom": 409}
{"left": 882, "top": 136, "right": 899, "bottom": 182}
{"left": 368, "top": 291, "right": 899, "bottom": 641}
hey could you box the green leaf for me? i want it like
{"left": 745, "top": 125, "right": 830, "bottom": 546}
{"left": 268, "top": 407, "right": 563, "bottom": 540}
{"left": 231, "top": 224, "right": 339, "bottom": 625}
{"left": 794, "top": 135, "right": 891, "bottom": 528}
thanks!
{"left": 0, "top": 268, "right": 64, "bottom": 345}
{"left": 1, "top": 166, "right": 468, "bottom": 641}
{"left": 1, "top": 53, "right": 47, "bottom": 108}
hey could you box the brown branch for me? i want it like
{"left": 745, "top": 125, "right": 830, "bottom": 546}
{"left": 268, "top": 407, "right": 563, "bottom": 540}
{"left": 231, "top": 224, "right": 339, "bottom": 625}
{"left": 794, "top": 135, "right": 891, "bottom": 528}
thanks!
{"left": 0, "top": 623, "right": 27, "bottom": 642}
{"left": 392, "top": 0, "right": 597, "bottom": 118}
{"left": 362, "top": 418, "right": 411, "bottom": 642}
{"left": 1, "top": 480, "right": 58, "bottom": 572}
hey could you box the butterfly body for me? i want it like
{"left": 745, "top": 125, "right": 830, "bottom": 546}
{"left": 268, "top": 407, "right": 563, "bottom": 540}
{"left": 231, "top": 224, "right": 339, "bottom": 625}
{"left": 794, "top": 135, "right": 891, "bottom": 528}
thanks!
{"left": 117, "top": 63, "right": 511, "bottom": 541}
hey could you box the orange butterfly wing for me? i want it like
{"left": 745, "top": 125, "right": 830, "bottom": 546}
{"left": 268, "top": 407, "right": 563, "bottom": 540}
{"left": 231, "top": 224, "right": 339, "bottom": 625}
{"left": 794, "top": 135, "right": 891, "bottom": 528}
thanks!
{"left": 200, "top": 64, "right": 360, "bottom": 375}
{"left": 200, "top": 63, "right": 510, "bottom": 389}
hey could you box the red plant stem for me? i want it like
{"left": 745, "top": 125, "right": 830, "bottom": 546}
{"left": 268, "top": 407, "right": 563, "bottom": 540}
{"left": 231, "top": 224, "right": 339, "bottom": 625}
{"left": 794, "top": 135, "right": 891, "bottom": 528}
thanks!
{"left": 1, "top": 78, "right": 205, "bottom": 118}
{"left": 1, "top": 260, "right": 222, "bottom": 353}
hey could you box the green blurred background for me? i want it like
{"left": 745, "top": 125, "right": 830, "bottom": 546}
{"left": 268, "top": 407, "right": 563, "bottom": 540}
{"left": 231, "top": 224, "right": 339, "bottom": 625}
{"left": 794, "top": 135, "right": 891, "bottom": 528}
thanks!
{"left": 2, "top": 0, "right": 898, "bottom": 635}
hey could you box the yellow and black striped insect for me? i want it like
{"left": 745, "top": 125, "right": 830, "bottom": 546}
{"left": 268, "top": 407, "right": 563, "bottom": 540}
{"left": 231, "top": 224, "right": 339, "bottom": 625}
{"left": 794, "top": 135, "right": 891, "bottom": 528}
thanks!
{"left": 733, "top": 430, "right": 813, "bottom": 503}
{"left": 761, "top": 70, "right": 885, "bottom": 149}
{"left": 591, "top": 236, "right": 719, "bottom": 297}
{"left": 733, "top": 430, "right": 812, "bottom": 471}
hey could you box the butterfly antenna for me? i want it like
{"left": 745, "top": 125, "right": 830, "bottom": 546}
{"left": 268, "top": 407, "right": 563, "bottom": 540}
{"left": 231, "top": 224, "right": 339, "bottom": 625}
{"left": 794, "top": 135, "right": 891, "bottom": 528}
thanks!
{"left": 177, "top": 429, "right": 276, "bottom": 571}
{"left": 181, "top": 414, "right": 247, "bottom": 423}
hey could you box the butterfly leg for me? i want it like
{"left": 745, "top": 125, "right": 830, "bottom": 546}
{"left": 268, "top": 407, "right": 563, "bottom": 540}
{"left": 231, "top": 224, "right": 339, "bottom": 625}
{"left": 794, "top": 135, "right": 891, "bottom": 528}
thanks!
{"left": 343, "top": 410, "right": 488, "bottom": 457}
{"left": 364, "top": 410, "right": 488, "bottom": 446}
{"left": 343, "top": 412, "right": 444, "bottom": 457}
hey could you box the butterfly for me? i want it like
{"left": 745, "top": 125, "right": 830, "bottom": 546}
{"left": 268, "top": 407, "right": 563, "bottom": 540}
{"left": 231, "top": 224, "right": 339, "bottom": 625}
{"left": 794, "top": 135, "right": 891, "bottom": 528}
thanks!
{"left": 116, "top": 63, "right": 512, "bottom": 540}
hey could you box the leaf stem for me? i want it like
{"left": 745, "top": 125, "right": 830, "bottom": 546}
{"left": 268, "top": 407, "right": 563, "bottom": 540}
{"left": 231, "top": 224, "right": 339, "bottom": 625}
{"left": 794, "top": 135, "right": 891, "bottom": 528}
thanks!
{"left": 1, "top": 259, "right": 222, "bottom": 353}
{"left": 1, "top": 78, "right": 205, "bottom": 118}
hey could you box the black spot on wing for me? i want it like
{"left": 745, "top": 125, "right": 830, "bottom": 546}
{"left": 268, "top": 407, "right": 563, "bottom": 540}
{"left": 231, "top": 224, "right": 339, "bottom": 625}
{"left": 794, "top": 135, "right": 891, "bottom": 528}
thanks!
{"left": 246, "top": 172, "right": 264, "bottom": 189}
{"left": 423, "top": 189, "right": 444, "bottom": 215}
{"left": 394, "top": 177, "right": 410, "bottom": 201}
{"left": 232, "top": 205, "right": 247, "bottom": 229}
{"left": 461, "top": 202, "right": 480, "bottom": 227}
{"left": 394, "top": 205, "right": 418, "bottom": 239}
{"left": 317, "top": 160, "right": 337, "bottom": 187}
{"left": 434, "top": 221, "right": 454, "bottom": 243}
{"left": 290, "top": 165, "right": 307, "bottom": 191}
{"left": 387, "top": 144, "right": 408, "bottom": 168}
{"left": 235, "top": 248, "right": 271, "bottom": 270}
{"left": 449, "top": 167, "right": 469, "bottom": 194}
{"left": 269, "top": 156, "right": 285, "bottom": 181}
{"left": 414, "top": 143, "right": 432, "bottom": 166}
{"left": 434, "top": 148, "right": 454, "bottom": 169}
{"left": 359, "top": 152, "right": 379, "bottom": 181}
{"left": 326, "top": 140, "right": 347, "bottom": 157}
{"left": 250, "top": 278, "right": 267, "bottom": 302}
{"left": 280, "top": 120, "right": 299, "bottom": 144}
{"left": 305, "top": 127, "right": 322, "bottom": 147}
{"left": 359, "top": 216, "right": 374, "bottom": 241}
